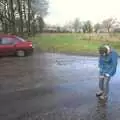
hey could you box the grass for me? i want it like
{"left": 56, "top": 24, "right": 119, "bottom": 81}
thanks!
{"left": 30, "top": 33, "right": 120, "bottom": 55}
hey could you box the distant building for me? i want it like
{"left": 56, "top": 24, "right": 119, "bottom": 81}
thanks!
{"left": 97, "top": 28, "right": 108, "bottom": 33}
{"left": 43, "top": 25, "right": 58, "bottom": 32}
{"left": 43, "top": 24, "right": 73, "bottom": 33}
{"left": 113, "top": 28, "right": 120, "bottom": 33}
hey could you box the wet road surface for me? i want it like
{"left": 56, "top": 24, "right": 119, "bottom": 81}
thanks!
{"left": 0, "top": 53, "right": 120, "bottom": 120}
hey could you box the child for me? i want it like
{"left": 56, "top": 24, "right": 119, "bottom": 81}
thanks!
{"left": 96, "top": 45, "right": 118, "bottom": 100}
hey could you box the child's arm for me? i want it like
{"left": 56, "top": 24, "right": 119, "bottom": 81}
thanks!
{"left": 106, "top": 52, "right": 118, "bottom": 77}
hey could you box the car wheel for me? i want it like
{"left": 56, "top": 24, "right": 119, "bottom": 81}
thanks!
{"left": 16, "top": 50, "right": 25, "bottom": 57}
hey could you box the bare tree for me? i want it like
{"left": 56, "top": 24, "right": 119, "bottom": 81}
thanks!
{"left": 94, "top": 23, "right": 101, "bottom": 33}
{"left": 73, "top": 18, "right": 81, "bottom": 32}
{"left": 37, "top": 16, "right": 45, "bottom": 32}
{"left": 31, "top": 0, "right": 49, "bottom": 17}
{"left": 22, "top": 0, "right": 27, "bottom": 32}
{"left": 0, "top": 0, "right": 49, "bottom": 36}
{"left": 0, "top": 0, "right": 9, "bottom": 33}
{"left": 27, "top": 0, "right": 31, "bottom": 35}
{"left": 82, "top": 20, "right": 93, "bottom": 33}
{"left": 9, "top": 0, "right": 16, "bottom": 34}
{"left": 102, "top": 18, "right": 117, "bottom": 33}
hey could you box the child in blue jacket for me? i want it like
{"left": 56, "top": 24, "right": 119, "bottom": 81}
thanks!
{"left": 96, "top": 45, "right": 118, "bottom": 100}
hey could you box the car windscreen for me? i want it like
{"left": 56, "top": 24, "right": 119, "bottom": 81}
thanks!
{"left": 16, "top": 36, "right": 25, "bottom": 42}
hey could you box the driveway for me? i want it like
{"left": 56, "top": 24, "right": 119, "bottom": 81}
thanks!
{"left": 0, "top": 53, "right": 120, "bottom": 120}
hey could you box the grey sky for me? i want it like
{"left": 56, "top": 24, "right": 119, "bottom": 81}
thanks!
{"left": 44, "top": 0, "right": 120, "bottom": 26}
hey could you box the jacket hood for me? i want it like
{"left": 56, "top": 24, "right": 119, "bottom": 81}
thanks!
{"left": 104, "top": 45, "right": 111, "bottom": 54}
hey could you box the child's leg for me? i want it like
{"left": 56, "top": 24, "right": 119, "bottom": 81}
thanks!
{"left": 104, "top": 77, "right": 110, "bottom": 97}
{"left": 96, "top": 76, "right": 104, "bottom": 96}
{"left": 99, "top": 77, "right": 110, "bottom": 100}
{"left": 99, "top": 76, "right": 104, "bottom": 91}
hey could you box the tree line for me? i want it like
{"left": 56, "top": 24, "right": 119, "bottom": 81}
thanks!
{"left": 72, "top": 18, "right": 119, "bottom": 33}
{"left": 0, "top": 0, "right": 120, "bottom": 35}
{"left": 0, "top": 0, "right": 48, "bottom": 36}
{"left": 43, "top": 18, "right": 120, "bottom": 33}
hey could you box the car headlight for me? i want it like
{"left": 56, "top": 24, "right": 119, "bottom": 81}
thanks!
{"left": 29, "top": 44, "right": 32, "bottom": 47}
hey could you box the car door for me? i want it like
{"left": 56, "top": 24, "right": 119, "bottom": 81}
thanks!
{"left": 0, "top": 37, "right": 16, "bottom": 56}
{"left": 0, "top": 38, "right": 3, "bottom": 56}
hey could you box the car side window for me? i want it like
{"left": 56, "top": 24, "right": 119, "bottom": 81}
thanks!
{"left": 1, "top": 37, "right": 15, "bottom": 45}
{"left": 0, "top": 38, "right": 2, "bottom": 44}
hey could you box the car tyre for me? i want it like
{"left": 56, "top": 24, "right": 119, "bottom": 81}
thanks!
{"left": 16, "top": 50, "right": 26, "bottom": 57}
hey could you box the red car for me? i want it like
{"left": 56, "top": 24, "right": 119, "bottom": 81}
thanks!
{"left": 0, "top": 34, "right": 34, "bottom": 57}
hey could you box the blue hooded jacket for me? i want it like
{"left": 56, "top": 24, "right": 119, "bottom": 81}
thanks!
{"left": 99, "top": 49, "right": 118, "bottom": 77}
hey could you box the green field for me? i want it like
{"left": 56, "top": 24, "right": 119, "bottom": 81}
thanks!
{"left": 30, "top": 33, "right": 120, "bottom": 55}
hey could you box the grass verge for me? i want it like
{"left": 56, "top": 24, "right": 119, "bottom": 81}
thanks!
{"left": 30, "top": 33, "right": 120, "bottom": 56}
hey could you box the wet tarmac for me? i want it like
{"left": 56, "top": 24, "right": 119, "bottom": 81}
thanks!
{"left": 0, "top": 53, "right": 120, "bottom": 120}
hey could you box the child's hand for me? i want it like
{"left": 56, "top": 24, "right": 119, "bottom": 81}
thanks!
{"left": 104, "top": 73, "right": 110, "bottom": 77}
{"left": 99, "top": 75, "right": 104, "bottom": 79}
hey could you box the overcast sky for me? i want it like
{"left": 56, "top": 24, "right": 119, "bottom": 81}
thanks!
{"left": 44, "top": 0, "right": 120, "bottom": 26}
